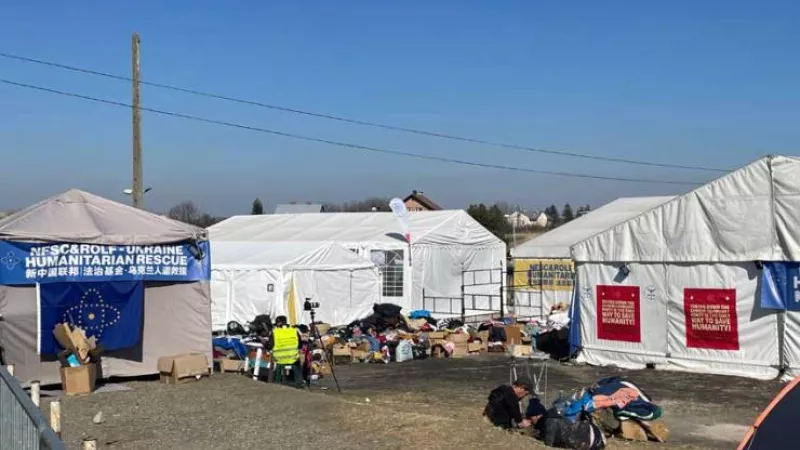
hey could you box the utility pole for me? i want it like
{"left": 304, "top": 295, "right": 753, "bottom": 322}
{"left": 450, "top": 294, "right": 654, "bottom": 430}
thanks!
{"left": 131, "top": 33, "right": 143, "bottom": 209}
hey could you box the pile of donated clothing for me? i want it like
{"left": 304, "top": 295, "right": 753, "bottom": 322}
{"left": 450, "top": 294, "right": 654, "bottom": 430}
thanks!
{"left": 331, "top": 304, "right": 474, "bottom": 363}
{"left": 529, "top": 376, "right": 663, "bottom": 449}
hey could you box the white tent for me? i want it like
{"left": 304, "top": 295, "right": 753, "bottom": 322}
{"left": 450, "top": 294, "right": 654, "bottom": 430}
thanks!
{"left": 510, "top": 197, "right": 673, "bottom": 318}
{"left": 208, "top": 211, "right": 506, "bottom": 316}
{"left": 210, "top": 241, "right": 380, "bottom": 328}
{"left": 570, "top": 155, "right": 800, "bottom": 380}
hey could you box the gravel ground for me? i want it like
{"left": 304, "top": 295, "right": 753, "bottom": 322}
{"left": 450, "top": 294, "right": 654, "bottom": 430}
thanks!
{"left": 41, "top": 355, "right": 782, "bottom": 450}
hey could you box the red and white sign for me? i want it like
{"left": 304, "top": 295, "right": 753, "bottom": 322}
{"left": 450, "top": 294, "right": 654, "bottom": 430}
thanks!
{"left": 684, "top": 288, "right": 739, "bottom": 351}
{"left": 597, "top": 285, "right": 641, "bottom": 343}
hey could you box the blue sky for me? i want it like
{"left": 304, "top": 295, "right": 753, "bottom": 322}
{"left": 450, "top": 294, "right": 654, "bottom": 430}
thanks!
{"left": 1, "top": 1, "right": 798, "bottom": 215}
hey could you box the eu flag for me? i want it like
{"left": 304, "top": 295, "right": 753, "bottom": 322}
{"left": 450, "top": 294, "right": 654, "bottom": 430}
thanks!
{"left": 39, "top": 281, "right": 144, "bottom": 354}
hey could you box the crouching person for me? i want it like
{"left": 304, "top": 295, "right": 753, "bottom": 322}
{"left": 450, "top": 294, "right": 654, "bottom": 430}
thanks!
{"left": 483, "top": 377, "right": 534, "bottom": 429}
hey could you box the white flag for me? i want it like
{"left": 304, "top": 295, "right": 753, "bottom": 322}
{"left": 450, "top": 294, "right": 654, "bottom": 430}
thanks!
{"left": 388, "top": 197, "right": 411, "bottom": 242}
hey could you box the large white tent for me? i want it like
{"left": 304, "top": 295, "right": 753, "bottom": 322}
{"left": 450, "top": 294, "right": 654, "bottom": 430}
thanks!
{"left": 208, "top": 211, "right": 506, "bottom": 316}
{"left": 510, "top": 197, "right": 673, "bottom": 318}
{"left": 210, "top": 241, "right": 380, "bottom": 328}
{"left": 570, "top": 155, "right": 800, "bottom": 380}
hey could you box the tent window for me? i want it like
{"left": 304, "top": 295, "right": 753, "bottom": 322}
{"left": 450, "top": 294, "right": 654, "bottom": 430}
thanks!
{"left": 371, "top": 250, "right": 404, "bottom": 297}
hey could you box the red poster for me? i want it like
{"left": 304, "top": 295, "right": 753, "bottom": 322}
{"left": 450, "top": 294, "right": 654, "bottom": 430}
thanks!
{"left": 684, "top": 288, "right": 739, "bottom": 351}
{"left": 596, "top": 285, "right": 641, "bottom": 343}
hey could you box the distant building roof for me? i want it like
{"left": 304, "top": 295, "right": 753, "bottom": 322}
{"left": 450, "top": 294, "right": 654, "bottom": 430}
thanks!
{"left": 274, "top": 203, "right": 323, "bottom": 214}
{"left": 403, "top": 190, "right": 441, "bottom": 210}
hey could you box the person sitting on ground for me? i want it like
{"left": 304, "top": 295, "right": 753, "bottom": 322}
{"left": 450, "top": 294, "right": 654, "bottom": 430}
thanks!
{"left": 483, "top": 377, "right": 534, "bottom": 429}
{"left": 266, "top": 316, "right": 304, "bottom": 388}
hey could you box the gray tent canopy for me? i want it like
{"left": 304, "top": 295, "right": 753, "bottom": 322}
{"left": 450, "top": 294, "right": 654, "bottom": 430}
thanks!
{"left": 0, "top": 189, "right": 206, "bottom": 244}
{"left": 0, "top": 189, "right": 211, "bottom": 385}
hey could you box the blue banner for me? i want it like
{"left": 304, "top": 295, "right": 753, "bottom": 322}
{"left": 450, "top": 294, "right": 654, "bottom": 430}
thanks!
{"left": 760, "top": 262, "right": 800, "bottom": 311}
{"left": 40, "top": 281, "right": 144, "bottom": 353}
{"left": 0, "top": 241, "right": 210, "bottom": 285}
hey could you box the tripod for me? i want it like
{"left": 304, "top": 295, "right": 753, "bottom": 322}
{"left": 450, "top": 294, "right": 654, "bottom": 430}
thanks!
{"left": 308, "top": 308, "right": 342, "bottom": 393}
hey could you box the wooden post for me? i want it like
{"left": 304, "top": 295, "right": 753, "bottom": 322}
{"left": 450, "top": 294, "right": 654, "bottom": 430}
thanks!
{"left": 131, "top": 32, "right": 144, "bottom": 209}
{"left": 82, "top": 439, "right": 98, "bottom": 450}
{"left": 30, "top": 380, "right": 40, "bottom": 407}
{"left": 50, "top": 400, "right": 62, "bottom": 438}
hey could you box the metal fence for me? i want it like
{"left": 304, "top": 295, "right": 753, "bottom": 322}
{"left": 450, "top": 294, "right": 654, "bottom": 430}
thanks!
{"left": 421, "top": 267, "right": 506, "bottom": 321}
{"left": 0, "top": 366, "right": 65, "bottom": 450}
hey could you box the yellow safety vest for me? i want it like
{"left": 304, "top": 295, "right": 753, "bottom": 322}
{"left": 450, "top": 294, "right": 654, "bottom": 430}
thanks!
{"left": 272, "top": 327, "right": 299, "bottom": 365}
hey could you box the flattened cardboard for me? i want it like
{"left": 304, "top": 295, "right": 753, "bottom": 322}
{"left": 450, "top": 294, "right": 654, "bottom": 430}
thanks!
{"left": 508, "top": 344, "right": 532, "bottom": 358}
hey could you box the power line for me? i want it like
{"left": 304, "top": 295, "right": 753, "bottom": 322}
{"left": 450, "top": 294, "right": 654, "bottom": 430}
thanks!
{"left": 0, "top": 51, "right": 728, "bottom": 173}
{"left": 0, "top": 77, "right": 705, "bottom": 186}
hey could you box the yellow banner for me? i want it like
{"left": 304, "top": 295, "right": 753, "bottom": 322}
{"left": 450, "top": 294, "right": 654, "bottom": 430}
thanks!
{"left": 513, "top": 258, "right": 574, "bottom": 291}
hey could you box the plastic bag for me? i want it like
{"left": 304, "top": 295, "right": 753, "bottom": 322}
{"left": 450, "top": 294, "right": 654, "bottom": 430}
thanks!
{"left": 395, "top": 339, "right": 414, "bottom": 362}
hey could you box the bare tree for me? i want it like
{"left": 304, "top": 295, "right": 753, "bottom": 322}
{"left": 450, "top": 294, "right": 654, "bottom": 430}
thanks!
{"left": 166, "top": 201, "right": 225, "bottom": 227}
{"left": 167, "top": 201, "right": 200, "bottom": 224}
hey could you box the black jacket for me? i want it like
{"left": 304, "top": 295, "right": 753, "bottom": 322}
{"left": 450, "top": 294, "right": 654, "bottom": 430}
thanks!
{"left": 484, "top": 385, "right": 523, "bottom": 428}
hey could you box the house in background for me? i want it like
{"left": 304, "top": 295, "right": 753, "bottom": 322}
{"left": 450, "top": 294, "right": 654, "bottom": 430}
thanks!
{"left": 505, "top": 211, "right": 533, "bottom": 228}
{"left": 403, "top": 190, "right": 441, "bottom": 212}
{"left": 532, "top": 212, "right": 549, "bottom": 228}
{"left": 274, "top": 202, "right": 324, "bottom": 214}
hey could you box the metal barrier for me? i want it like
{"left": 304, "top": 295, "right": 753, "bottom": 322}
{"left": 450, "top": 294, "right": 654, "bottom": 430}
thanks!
{"left": 0, "top": 366, "right": 65, "bottom": 450}
{"left": 421, "top": 267, "right": 506, "bottom": 322}
{"left": 421, "top": 290, "right": 463, "bottom": 317}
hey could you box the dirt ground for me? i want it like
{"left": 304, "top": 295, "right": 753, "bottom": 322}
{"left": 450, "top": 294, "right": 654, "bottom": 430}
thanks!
{"left": 43, "top": 355, "right": 782, "bottom": 450}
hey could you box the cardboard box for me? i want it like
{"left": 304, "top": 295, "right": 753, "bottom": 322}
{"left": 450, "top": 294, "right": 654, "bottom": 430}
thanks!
{"left": 318, "top": 363, "right": 332, "bottom": 376}
{"left": 508, "top": 344, "right": 532, "bottom": 358}
{"left": 351, "top": 341, "right": 370, "bottom": 352}
{"left": 504, "top": 325, "right": 523, "bottom": 346}
{"left": 60, "top": 363, "right": 96, "bottom": 396}
{"left": 447, "top": 333, "right": 469, "bottom": 344}
{"left": 467, "top": 342, "right": 483, "bottom": 353}
{"left": 158, "top": 353, "right": 210, "bottom": 384}
{"left": 620, "top": 420, "right": 649, "bottom": 441}
{"left": 332, "top": 345, "right": 352, "bottom": 357}
{"left": 350, "top": 349, "right": 369, "bottom": 362}
{"left": 639, "top": 420, "right": 670, "bottom": 442}
{"left": 217, "top": 358, "right": 244, "bottom": 373}
{"left": 478, "top": 331, "right": 490, "bottom": 350}
{"left": 427, "top": 331, "right": 446, "bottom": 340}
{"left": 450, "top": 346, "right": 468, "bottom": 358}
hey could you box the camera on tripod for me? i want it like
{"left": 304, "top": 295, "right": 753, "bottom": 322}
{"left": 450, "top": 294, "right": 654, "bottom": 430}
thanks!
{"left": 304, "top": 298, "right": 320, "bottom": 311}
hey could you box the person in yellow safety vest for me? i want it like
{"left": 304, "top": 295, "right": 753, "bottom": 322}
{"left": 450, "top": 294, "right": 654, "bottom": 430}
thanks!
{"left": 267, "top": 316, "right": 304, "bottom": 388}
